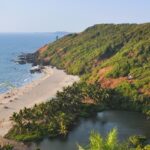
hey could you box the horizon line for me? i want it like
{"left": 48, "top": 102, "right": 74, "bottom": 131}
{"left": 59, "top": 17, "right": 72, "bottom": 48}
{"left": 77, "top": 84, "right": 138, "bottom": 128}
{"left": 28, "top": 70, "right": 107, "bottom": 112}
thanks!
{"left": 0, "top": 22, "right": 149, "bottom": 33}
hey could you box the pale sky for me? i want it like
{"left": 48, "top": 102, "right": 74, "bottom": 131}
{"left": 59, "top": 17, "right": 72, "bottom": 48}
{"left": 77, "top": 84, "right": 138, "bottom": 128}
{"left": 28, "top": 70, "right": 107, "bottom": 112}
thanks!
{"left": 0, "top": 0, "right": 150, "bottom": 32}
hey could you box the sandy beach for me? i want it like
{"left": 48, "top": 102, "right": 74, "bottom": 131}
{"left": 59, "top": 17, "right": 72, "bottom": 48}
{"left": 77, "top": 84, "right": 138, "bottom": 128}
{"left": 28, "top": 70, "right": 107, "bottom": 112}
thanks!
{"left": 0, "top": 66, "right": 79, "bottom": 137}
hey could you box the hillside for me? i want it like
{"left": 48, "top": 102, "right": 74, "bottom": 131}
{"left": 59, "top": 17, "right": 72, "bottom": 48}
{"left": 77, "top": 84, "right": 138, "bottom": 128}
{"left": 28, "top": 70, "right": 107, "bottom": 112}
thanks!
{"left": 37, "top": 23, "right": 150, "bottom": 98}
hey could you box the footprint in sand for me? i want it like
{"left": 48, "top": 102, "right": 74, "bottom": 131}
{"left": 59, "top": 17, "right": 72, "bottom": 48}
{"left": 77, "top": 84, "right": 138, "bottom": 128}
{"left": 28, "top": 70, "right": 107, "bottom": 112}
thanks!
{"left": 4, "top": 106, "right": 9, "bottom": 109}
{"left": 4, "top": 95, "right": 11, "bottom": 99}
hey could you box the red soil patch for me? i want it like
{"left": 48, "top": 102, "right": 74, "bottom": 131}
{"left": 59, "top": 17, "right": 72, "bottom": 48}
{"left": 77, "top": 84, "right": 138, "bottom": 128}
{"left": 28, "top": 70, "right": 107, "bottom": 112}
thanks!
{"left": 139, "top": 86, "right": 150, "bottom": 96}
{"left": 82, "top": 97, "right": 95, "bottom": 104}
{"left": 99, "top": 66, "right": 113, "bottom": 80}
{"left": 98, "top": 66, "right": 150, "bottom": 96}
{"left": 98, "top": 66, "right": 132, "bottom": 89}
{"left": 100, "top": 77, "right": 128, "bottom": 88}
{"left": 38, "top": 44, "right": 49, "bottom": 54}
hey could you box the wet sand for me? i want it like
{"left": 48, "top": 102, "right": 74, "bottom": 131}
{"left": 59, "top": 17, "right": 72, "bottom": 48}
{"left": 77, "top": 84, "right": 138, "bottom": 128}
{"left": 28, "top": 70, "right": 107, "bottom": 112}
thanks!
{"left": 0, "top": 66, "right": 79, "bottom": 137}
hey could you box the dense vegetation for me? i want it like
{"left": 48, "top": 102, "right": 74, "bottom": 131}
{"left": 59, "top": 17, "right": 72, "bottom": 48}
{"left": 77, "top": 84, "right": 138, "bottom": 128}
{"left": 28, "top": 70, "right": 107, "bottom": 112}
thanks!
{"left": 36, "top": 23, "right": 150, "bottom": 115}
{"left": 0, "top": 145, "right": 13, "bottom": 150}
{"left": 6, "top": 82, "right": 107, "bottom": 141}
{"left": 78, "top": 129, "right": 150, "bottom": 150}
{"left": 37, "top": 23, "right": 150, "bottom": 96}
{"left": 6, "top": 82, "right": 149, "bottom": 141}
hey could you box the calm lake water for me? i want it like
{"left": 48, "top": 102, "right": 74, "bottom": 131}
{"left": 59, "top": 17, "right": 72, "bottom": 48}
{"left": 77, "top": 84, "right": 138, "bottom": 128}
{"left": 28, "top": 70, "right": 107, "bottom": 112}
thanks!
{"left": 28, "top": 110, "right": 150, "bottom": 150}
{"left": 0, "top": 32, "right": 67, "bottom": 93}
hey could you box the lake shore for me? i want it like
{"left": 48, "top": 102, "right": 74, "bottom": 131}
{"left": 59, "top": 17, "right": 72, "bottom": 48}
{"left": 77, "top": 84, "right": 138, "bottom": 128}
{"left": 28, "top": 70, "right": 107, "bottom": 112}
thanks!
{"left": 0, "top": 66, "right": 79, "bottom": 137}
{"left": 0, "top": 136, "right": 28, "bottom": 150}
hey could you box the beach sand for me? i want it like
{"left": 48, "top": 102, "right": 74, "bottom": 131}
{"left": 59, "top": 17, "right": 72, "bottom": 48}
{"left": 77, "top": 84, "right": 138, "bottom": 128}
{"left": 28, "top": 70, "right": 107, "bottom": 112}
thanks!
{"left": 0, "top": 66, "right": 79, "bottom": 137}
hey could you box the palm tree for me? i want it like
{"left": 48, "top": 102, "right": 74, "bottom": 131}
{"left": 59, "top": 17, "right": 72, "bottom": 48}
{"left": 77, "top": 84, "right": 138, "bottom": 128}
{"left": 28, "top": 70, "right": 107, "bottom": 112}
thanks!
{"left": 78, "top": 129, "right": 128, "bottom": 150}
{"left": 85, "top": 83, "right": 109, "bottom": 104}
{"left": 58, "top": 113, "right": 68, "bottom": 135}
{"left": 10, "top": 112, "right": 23, "bottom": 133}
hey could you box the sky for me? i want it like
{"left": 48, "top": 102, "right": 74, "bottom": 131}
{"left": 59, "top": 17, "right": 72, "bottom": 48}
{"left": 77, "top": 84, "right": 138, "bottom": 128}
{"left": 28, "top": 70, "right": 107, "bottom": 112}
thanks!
{"left": 0, "top": 0, "right": 150, "bottom": 32}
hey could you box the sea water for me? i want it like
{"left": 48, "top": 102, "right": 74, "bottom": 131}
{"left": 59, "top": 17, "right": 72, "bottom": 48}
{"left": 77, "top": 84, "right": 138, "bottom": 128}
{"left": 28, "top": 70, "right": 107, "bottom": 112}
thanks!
{"left": 0, "top": 32, "right": 67, "bottom": 93}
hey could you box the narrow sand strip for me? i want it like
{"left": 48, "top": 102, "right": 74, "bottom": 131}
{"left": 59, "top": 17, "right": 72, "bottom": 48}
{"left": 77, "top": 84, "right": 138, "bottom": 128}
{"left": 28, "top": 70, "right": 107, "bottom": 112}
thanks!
{"left": 0, "top": 66, "right": 79, "bottom": 137}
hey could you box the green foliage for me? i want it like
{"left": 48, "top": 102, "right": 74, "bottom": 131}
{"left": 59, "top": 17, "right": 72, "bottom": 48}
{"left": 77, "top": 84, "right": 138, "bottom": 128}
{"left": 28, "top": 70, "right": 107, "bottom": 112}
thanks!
{"left": 116, "top": 81, "right": 139, "bottom": 100}
{"left": 84, "top": 83, "right": 110, "bottom": 104}
{"left": 107, "top": 61, "right": 130, "bottom": 78}
{"left": 129, "top": 135, "right": 147, "bottom": 147}
{"left": 78, "top": 129, "right": 128, "bottom": 150}
{"left": 0, "top": 145, "right": 13, "bottom": 150}
{"left": 5, "top": 82, "right": 112, "bottom": 141}
{"left": 7, "top": 81, "right": 149, "bottom": 142}
{"left": 37, "top": 24, "right": 150, "bottom": 94}
{"left": 78, "top": 129, "right": 150, "bottom": 150}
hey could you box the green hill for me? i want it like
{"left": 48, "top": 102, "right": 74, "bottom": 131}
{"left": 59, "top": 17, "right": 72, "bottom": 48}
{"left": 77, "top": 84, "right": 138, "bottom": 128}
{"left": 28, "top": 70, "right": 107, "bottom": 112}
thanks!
{"left": 37, "top": 23, "right": 150, "bottom": 98}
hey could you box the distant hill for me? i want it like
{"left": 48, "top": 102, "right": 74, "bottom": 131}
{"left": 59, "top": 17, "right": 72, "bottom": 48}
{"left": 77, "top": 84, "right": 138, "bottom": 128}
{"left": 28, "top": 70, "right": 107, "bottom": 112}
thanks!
{"left": 37, "top": 23, "right": 150, "bottom": 98}
{"left": 49, "top": 31, "right": 69, "bottom": 37}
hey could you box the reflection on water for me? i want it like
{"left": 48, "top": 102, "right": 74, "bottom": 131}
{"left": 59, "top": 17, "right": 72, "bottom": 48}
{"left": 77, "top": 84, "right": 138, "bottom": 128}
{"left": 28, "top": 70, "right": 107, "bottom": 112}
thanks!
{"left": 28, "top": 111, "right": 150, "bottom": 150}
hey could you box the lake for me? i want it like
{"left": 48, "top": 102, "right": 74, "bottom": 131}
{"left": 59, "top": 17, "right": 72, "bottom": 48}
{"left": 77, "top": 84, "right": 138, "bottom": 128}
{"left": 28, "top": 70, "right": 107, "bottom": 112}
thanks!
{"left": 28, "top": 110, "right": 150, "bottom": 150}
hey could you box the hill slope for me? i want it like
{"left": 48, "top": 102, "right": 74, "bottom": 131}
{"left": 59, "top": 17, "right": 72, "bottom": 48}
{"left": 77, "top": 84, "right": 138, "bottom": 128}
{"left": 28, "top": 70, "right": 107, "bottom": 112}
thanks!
{"left": 37, "top": 23, "right": 150, "bottom": 98}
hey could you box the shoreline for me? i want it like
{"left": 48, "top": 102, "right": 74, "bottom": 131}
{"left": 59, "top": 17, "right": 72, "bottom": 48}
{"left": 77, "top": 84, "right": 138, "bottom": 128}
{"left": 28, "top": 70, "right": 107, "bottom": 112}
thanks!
{"left": 0, "top": 67, "right": 51, "bottom": 105}
{"left": 0, "top": 66, "right": 79, "bottom": 137}
{"left": 0, "top": 136, "right": 28, "bottom": 150}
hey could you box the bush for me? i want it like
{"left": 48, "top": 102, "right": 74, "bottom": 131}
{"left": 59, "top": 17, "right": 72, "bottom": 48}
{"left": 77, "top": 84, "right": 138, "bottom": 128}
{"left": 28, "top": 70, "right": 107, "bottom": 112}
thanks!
{"left": 0, "top": 144, "right": 13, "bottom": 150}
{"left": 129, "top": 135, "right": 147, "bottom": 147}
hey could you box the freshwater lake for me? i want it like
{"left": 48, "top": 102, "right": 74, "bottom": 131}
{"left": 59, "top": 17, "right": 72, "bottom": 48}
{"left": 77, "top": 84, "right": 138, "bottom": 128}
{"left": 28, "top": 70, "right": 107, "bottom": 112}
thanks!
{"left": 28, "top": 110, "right": 150, "bottom": 150}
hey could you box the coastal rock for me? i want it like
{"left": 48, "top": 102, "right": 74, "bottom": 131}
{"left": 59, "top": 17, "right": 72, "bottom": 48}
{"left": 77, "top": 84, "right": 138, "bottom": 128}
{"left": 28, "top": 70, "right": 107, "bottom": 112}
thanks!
{"left": 14, "top": 52, "right": 38, "bottom": 66}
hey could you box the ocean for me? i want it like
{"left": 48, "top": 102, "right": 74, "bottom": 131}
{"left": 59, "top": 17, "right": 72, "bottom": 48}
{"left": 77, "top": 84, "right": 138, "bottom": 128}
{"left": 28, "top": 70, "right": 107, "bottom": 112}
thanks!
{"left": 0, "top": 32, "right": 66, "bottom": 93}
